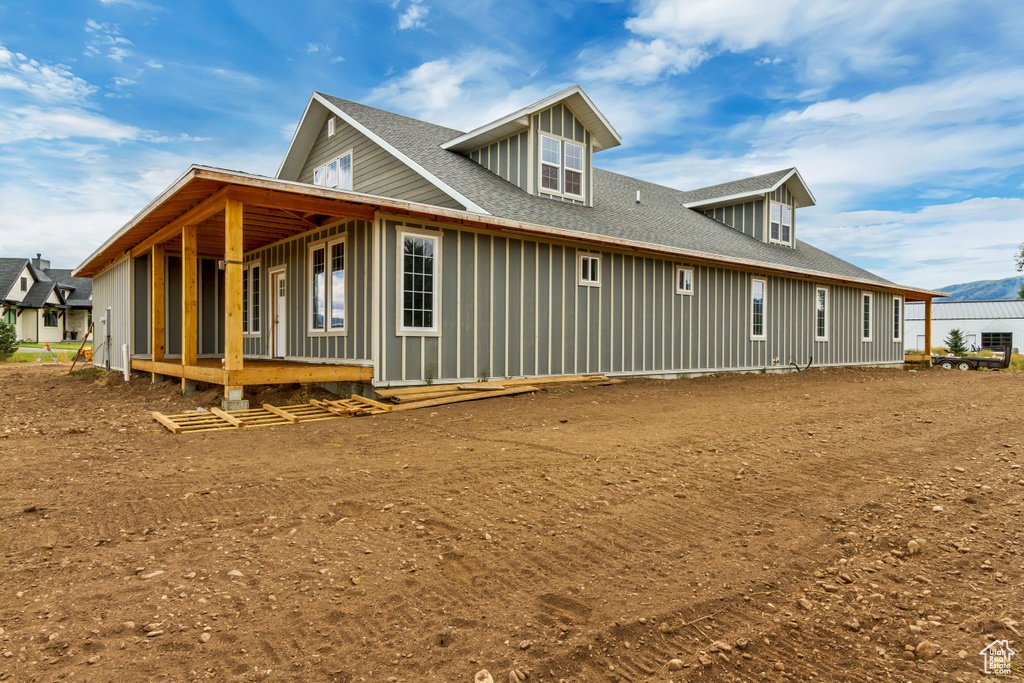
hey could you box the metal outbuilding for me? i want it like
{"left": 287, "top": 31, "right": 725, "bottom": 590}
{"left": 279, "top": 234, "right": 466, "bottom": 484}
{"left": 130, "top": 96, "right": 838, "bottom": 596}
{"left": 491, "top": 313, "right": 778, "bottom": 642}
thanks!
{"left": 905, "top": 300, "right": 1023, "bottom": 352}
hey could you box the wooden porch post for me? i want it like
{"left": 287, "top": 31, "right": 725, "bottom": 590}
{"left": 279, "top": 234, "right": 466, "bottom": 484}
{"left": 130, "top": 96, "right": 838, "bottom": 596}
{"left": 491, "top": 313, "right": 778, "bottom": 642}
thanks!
{"left": 223, "top": 198, "right": 244, "bottom": 400}
{"left": 924, "top": 296, "right": 933, "bottom": 357}
{"left": 151, "top": 244, "right": 165, "bottom": 382}
{"left": 182, "top": 225, "right": 198, "bottom": 392}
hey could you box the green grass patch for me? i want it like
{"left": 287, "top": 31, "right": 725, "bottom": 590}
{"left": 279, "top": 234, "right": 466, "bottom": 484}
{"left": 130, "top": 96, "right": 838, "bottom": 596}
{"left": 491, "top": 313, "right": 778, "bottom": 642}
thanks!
{"left": 6, "top": 351, "right": 76, "bottom": 364}
{"left": 18, "top": 341, "right": 91, "bottom": 350}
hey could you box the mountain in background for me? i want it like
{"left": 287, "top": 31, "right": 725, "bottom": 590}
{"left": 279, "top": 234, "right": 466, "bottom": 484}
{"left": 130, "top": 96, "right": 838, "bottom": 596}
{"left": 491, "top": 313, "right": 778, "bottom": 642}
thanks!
{"left": 937, "top": 275, "right": 1024, "bottom": 301}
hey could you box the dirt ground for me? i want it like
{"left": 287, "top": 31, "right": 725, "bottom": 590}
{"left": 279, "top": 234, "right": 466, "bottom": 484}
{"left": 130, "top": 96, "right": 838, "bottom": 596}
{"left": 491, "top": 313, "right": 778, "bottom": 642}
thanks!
{"left": 0, "top": 363, "right": 1021, "bottom": 683}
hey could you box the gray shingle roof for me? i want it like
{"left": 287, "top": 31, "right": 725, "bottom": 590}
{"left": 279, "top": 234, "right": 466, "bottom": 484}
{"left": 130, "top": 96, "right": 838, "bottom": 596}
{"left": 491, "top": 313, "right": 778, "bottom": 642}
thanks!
{"left": 677, "top": 169, "right": 795, "bottom": 204}
{"left": 320, "top": 94, "right": 893, "bottom": 287}
{"left": 44, "top": 268, "right": 93, "bottom": 307}
{"left": 20, "top": 281, "right": 55, "bottom": 308}
{"left": 0, "top": 258, "right": 29, "bottom": 299}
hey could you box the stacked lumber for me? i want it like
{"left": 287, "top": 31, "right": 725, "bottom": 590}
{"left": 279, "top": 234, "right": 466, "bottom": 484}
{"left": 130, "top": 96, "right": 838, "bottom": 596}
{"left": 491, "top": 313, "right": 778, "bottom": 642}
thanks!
{"left": 152, "top": 373, "right": 615, "bottom": 434}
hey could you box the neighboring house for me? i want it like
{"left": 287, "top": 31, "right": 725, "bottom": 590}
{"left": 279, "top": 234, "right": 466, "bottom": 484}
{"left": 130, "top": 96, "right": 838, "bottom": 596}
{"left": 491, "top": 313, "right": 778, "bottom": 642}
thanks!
{"left": 74, "top": 85, "right": 943, "bottom": 403}
{"left": 0, "top": 254, "right": 93, "bottom": 344}
{"left": 906, "top": 300, "right": 1023, "bottom": 353}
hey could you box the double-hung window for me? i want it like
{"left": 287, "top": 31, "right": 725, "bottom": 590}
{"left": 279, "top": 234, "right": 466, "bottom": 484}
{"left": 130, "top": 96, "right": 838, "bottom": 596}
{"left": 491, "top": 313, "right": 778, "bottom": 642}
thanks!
{"left": 540, "top": 135, "right": 585, "bottom": 198}
{"left": 578, "top": 253, "right": 600, "bottom": 286}
{"left": 815, "top": 287, "right": 828, "bottom": 341}
{"left": 43, "top": 309, "right": 58, "bottom": 327}
{"left": 862, "top": 292, "right": 873, "bottom": 341}
{"left": 309, "top": 238, "right": 346, "bottom": 333}
{"left": 313, "top": 151, "right": 353, "bottom": 191}
{"left": 676, "top": 267, "right": 693, "bottom": 295}
{"left": 751, "top": 278, "right": 766, "bottom": 339}
{"left": 892, "top": 297, "right": 902, "bottom": 342}
{"left": 400, "top": 232, "right": 438, "bottom": 332}
{"left": 20, "top": 277, "right": 27, "bottom": 292}
{"left": 769, "top": 202, "right": 793, "bottom": 245}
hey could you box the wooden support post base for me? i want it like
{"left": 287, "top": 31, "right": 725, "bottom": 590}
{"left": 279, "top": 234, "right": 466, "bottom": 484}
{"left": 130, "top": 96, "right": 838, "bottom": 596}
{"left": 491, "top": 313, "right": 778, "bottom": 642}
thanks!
{"left": 221, "top": 398, "right": 250, "bottom": 411}
{"left": 182, "top": 379, "right": 198, "bottom": 396}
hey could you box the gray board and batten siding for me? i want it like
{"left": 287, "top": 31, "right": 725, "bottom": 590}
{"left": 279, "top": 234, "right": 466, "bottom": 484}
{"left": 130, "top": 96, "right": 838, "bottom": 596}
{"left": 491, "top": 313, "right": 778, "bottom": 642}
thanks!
{"left": 469, "top": 102, "right": 592, "bottom": 207}
{"left": 376, "top": 217, "right": 904, "bottom": 385}
{"left": 701, "top": 185, "right": 797, "bottom": 244}
{"left": 298, "top": 114, "right": 464, "bottom": 210}
{"left": 91, "top": 254, "right": 132, "bottom": 371}
{"left": 241, "top": 219, "right": 373, "bottom": 364}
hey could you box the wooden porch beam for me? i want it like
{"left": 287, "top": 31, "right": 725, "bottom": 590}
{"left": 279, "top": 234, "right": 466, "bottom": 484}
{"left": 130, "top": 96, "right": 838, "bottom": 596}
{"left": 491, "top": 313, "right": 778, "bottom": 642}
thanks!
{"left": 131, "top": 187, "right": 231, "bottom": 258}
{"left": 182, "top": 225, "right": 198, "bottom": 372}
{"left": 227, "top": 187, "right": 376, "bottom": 222}
{"left": 223, "top": 197, "right": 244, "bottom": 399}
{"left": 151, "top": 244, "right": 164, "bottom": 363}
{"left": 924, "top": 296, "right": 932, "bottom": 355}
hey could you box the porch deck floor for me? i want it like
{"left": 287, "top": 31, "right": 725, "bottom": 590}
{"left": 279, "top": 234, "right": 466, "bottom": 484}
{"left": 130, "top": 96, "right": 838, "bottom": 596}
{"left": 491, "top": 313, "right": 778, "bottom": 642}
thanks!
{"left": 130, "top": 357, "right": 372, "bottom": 386}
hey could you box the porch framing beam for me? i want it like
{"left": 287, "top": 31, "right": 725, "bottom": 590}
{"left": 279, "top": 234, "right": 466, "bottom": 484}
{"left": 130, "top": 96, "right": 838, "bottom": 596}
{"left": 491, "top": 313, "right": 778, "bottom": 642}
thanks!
{"left": 224, "top": 197, "right": 244, "bottom": 398}
{"left": 131, "top": 187, "right": 231, "bottom": 258}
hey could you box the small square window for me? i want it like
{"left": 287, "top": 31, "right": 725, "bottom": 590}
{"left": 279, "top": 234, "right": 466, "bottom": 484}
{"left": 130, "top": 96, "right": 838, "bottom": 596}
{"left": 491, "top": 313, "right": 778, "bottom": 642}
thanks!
{"left": 676, "top": 267, "right": 693, "bottom": 295}
{"left": 579, "top": 253, "right": 600, "bottom": 286}
{"left": 313, "top": 166, "right": 325, "bottom": 187}
{"left": 541, "top": 164, "right": 559, "bottom": 192}
{"left": 541, "top": 136, "right": 560, "bottom": 165}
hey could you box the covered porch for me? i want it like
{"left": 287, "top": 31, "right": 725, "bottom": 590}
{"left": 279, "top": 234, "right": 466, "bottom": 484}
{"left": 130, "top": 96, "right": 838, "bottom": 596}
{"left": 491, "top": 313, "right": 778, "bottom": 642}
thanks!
{"left": 105, "top": 170, "right": 378, "bottom": 405}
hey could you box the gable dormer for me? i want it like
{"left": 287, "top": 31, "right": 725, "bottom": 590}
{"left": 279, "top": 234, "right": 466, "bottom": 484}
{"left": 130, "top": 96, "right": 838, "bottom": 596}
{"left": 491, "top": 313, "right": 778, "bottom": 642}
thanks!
{"left": 681, "top": 168, "right": 815, "bottom": 248}
{"left": 441, "top": 86, "right": 621, "bottom": 208}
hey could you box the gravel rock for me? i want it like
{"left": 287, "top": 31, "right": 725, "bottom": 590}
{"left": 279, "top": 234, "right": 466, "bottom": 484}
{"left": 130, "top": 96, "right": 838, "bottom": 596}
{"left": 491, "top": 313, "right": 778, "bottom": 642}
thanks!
{"left": 227, "top": 569, "right": 244, "bottom": 578}
{"left": 667, "top": 658, "right": 684, "bottom": 671}
{"left": 509, "top": 669, "right": 527, "bottom": 681}
{"left": 798, "top": 598, "right": 813, "bottom": 611}
{"left": 199, "top": 632, "right": 211, "bottom": 643}
{"left": 915, "top": 641, "right": 940, "bottom": 661}
{"left": 475, "top": 670, "right": 494, "bottom": 683}
{"left": 907, "top": 540, "right": 922, "bottom": 555}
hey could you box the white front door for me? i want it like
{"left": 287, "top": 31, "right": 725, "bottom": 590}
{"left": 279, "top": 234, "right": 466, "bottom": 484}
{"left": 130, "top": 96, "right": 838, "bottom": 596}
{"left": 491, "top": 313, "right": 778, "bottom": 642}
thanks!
{"left": 272, "top": 270, "right": 286, "bottom": 358}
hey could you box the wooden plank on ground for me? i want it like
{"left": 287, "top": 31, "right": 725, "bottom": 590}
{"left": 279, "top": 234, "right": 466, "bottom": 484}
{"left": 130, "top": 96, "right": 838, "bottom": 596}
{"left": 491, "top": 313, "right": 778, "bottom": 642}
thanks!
{"left": 389, "top": 385, "right": 539, "bottom": 412}
{"left": 457, "top": 383, "right": 505, "bottom": 391}
{"left": 348, "top": 395, "right": 394, "bottom": 412}
{"left": 391, "top": 388, "right": 465, "bottom": 403}
{"left": 263, "top": 403, "right": 300, "bottom": 423}
{"left": 151, "top": 411, "right": 183, "bottom": 434}
{"left": 377, "top": 374, "right": 608, "bottom": 397}
{"left": 211, "top": 407, "right": 246, "bottom": 428}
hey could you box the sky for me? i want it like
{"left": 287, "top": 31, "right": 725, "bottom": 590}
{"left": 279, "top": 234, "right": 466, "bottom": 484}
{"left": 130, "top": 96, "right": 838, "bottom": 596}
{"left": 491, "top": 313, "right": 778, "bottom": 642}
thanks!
{"left": 0, "top": 0, "right": 1022, "bottom": 290}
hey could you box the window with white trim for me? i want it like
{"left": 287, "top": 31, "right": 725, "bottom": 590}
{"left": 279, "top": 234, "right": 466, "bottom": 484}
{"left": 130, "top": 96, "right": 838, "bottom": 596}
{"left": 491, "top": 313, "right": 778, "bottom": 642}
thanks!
{"left": 892, "top": 296, "right": 902, "bottom": 342}
{"left": 815, "top": 286, "right": 828, "bottom": 341}
{"left": 401, "top": 233, "right": 437, "bottom": 332}
{"left": 751, "top": 278, "right": 766, "bottom": 339}
{"left": 243, "top": 261, "right": 261, "bottom": 335}
{"left": 769, "top": 201, "right": 793, "bottom": 245}
{"left": 676, "top": 267, "right": 693, "bottom": 295}
{"left": 540, "top": 136, "right": 560, "bottom": 192}
{"left": 578, "top": 253, "right": 600, "bottom": 286}
{"left": 312, "top": 151, "right": 353, "bottom": 191}
{"left": 308, "top": 239, "right": 345, "bottom": 333}
{"left": 862, "top": 292, "right": 873, "bottom": 341}
{"left": 540, "top": 135, "right": 585, "bottom": 198}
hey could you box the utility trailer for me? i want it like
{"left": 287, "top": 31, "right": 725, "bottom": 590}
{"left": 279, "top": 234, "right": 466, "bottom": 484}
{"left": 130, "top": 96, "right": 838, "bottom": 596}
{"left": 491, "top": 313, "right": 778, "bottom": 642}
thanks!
{"left": 933, "top": 345, "right": 1012, "bottom": 371}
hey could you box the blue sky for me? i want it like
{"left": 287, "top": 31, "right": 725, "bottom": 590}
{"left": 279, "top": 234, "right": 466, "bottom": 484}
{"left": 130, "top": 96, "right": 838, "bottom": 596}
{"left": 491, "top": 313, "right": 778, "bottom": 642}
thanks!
{"left": 1, "top": 0, "right": 1022, "bottom": 289}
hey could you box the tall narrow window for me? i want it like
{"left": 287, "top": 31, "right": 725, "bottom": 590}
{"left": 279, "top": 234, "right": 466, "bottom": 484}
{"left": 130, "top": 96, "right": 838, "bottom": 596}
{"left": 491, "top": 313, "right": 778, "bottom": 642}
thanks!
{"left": 892, "top": 297, "right": 901, "bottom": 342}
{"left": 329, "top": 241, "right": 345, "bottom": 330}
{"left": 326, "top": 159, "right": 338, "bottom": 188}
{"left": 540, "top": 136, "right": 560, "bottom": 192}
{"left": 401, "top": 234, "right": 437, "bottom": 331}
{"left": 781, "top": 205, "right": 793, "bottom": 243}
{"left": 578, "top": 253, "right": 600, "bottom": 286}
{"left": 815, "top": 287, "right": 828, "bottom": 341}
{"left": 751, "top": 279, "right": 766, "bottom": 339}
{"left": 242, "top": 267, "right": 249, "bottom": 334}
{"left": 20, "top": 277, "right": 27, "bottom": 292}
{"left": 676, "top": 267, "right": 693, "bottom": 295}
{"left": 769, "top": 203, "right": 781, "bottom": 242}
{"left": 564, "top": 142, "right": 584, "bottom": 196}
{"left": 310, "top": 245, "right": 326, "bottom": 331}
{"left": 862, "top": 292, "right": 873, "bottom": 341}
{"left": 313, "top": 167, "right": 325, "bottom": 187}
{"left": 327, "top": 117, "right": 336, "bottom": 137}
{"left": 250, "top": 264, "right": 261, "bottom": 333}
{"left": 338, "top": 151, "right": 353, "bottom": 190}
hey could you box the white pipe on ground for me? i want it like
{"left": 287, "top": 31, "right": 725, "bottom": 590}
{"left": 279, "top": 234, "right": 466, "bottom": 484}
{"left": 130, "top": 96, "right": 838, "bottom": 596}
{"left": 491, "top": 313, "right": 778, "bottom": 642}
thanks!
{"left": 122, "top": 344, "right": 130, "bottom": 382}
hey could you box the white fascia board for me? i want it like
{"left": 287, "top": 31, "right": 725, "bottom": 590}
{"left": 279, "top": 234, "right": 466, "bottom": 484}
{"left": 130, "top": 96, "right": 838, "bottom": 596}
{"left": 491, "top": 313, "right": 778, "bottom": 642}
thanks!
{"left": 312, "top": 93, "right": 490, "bottom": 216}
{"left": 441, "top": 85, "right": 622, "bottom": 153}
{"left": 276, "top": 95, "right": 324, "bottom": 181}
{"left": 684, "top": 169, "right": 817, "bottom": 210}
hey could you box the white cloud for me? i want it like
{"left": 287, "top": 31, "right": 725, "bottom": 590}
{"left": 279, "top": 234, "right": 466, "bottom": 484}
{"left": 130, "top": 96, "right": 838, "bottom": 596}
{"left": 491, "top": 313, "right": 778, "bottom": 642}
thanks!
{"left": 0, "top": 106, "right": 143, "bottom": 144}
{"left": 0, "top": 43, "right": 96, "bottom": 103}
{"left": 397, "top": 1, "right": 429, "bottom": 30}
{"left": 583, "top": 0, "right": 974, "bottom": 85}
{"left": 84, "top": 19, "right": 133, "bottom": 62}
